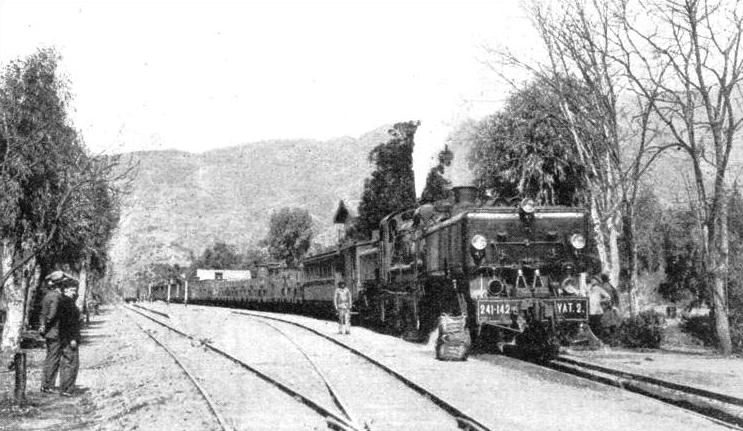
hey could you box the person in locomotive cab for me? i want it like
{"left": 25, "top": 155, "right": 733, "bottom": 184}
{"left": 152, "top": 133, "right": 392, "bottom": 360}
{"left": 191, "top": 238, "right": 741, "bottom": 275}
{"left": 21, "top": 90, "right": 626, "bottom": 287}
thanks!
{"left": 588, "top": 277, "right": 611, "bottom": 336}
{"left": 333, "top": 281, "right": 352, "bottom": 335}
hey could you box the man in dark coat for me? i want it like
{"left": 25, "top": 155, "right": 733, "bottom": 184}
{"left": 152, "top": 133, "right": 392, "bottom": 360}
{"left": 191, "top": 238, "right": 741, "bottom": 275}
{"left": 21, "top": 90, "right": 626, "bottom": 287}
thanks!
{"left": 39, "top": 272, "right": 64, "bottom": 392}
{"left": 58, "top": 283, "right": 81, "bottom": 396}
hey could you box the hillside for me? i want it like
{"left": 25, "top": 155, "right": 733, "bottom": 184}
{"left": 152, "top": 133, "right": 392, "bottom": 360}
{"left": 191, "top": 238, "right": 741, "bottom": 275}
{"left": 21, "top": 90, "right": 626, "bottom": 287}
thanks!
{"left": 108, "top": 126, "right": 391, "bottom": 292}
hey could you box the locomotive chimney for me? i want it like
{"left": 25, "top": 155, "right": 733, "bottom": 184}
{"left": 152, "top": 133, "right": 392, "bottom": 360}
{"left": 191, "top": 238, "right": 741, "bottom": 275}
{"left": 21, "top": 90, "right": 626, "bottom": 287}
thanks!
{"left": 453, "top": 186, "right": 477, "bottom": 205}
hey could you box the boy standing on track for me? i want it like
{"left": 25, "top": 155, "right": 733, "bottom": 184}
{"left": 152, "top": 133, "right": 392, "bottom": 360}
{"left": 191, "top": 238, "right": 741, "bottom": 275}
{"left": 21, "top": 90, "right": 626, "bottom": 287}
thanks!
{"left": 333, "top": 281, "right": 352, "bottom": 335}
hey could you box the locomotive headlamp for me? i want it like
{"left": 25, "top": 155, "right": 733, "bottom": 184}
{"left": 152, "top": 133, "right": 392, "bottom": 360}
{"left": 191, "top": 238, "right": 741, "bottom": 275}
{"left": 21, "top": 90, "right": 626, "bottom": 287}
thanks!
{"left": 570, "top": 233, "right": 586, "bottom": 249}
{"left": 520, "top": 198, "right": 536, "bottom": 214}
{"left": 471, "top": 234, "right": 488, "bottom": 250}
{"left": 488, "top": 278, "right": 505, "bottom": 296}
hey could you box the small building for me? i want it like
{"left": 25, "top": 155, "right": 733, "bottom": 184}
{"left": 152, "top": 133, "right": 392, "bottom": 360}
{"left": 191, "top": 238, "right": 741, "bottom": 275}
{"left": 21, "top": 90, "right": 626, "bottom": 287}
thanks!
{"left": 196, "top": 269, "right": 252, "bottom": 281}
{"left": 333, "top": 199, "right": 378, "bottom": 243}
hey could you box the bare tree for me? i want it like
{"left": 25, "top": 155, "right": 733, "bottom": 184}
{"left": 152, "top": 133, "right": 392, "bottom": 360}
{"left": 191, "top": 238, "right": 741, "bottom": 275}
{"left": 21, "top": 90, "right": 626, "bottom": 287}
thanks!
{"left": 490, "top": 0, "right": 669, "bottom": 315}
{"left": 611, "top": 0, "right": 743, "bottom": 354}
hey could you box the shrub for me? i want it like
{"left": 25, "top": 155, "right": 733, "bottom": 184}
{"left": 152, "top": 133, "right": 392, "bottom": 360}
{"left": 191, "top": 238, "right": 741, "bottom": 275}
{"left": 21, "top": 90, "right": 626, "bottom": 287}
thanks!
{"left": 680, "top": 314, "right": 717, "bottom": 347}
{"left": 619, "top": 310, "right": 665, "bottom": 348}
{"left": 684, "top": 299, "right": 743, "bottom": 353}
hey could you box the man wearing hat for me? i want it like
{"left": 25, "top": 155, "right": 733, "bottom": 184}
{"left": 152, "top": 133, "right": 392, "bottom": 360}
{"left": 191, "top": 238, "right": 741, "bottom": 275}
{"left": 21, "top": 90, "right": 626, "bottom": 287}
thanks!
{"left": 58, "top": 281, "right": 81, "bottom": 396}
{"left": 39, "top": 271, "right": 80, "bottom": 395}
{"left": 39, "top": 271, "right": 65, "bottom": 393}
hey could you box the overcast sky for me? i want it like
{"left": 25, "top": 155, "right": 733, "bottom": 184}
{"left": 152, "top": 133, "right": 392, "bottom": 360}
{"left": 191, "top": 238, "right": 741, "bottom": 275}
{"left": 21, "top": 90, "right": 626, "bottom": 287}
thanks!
{"left": 0, "top": 0, "right": 540, "bottom": 194}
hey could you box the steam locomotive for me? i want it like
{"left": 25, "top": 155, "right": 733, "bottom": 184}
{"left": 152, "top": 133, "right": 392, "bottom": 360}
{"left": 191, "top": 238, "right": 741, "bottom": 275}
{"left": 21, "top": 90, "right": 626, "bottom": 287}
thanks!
{"left": 150, "top": 186, "right": 596, "bottom": 352}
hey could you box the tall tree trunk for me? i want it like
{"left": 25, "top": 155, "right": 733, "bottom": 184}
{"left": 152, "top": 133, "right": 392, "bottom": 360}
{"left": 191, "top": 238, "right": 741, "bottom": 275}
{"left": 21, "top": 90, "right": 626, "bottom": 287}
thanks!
{"left": 710, "top": 189, "right": 732, "bottom": 354}
{"left": 591, "top": 195, "right": 622, "bottom": 293}
{"left": 23, "top": 263, "right": 41, "bottom": 328}
{"left": 76, "top": 256, "right": 89, "bottom": 317}
{"left": 590, "top": 198, "right": 609, "bottom": 269}
{"left": 607, "top": 214, "right": 621, "bottom": 288}
{"left": 0, "top": 238, "right": 23, "bottom": 352}
{"left": 0, "top": 239, "right": 29, "bottom": 406}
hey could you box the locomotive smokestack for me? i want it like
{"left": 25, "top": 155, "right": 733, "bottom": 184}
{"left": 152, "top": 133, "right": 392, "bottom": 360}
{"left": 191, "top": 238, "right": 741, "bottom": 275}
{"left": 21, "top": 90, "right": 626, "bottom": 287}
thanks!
{"left": 453, "top": 186, "right": 477, "bottom": 205}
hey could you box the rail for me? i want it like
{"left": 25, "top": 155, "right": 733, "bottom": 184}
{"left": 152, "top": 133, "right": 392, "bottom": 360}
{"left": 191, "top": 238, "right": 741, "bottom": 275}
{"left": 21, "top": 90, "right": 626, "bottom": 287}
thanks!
{"left": 233, "top": 310, "right": 493, "bottom": 431}
{"left": 125, "top": 304, "right": 363, "bottom": 431}
{"left": 246, "top": 317, "right": 362, "bottom": 428}
{"left": 547, "top": 354, "right": 743, "bottom": 430}
{"left": 124, "top": 310, "right": 231, "bottom": 431}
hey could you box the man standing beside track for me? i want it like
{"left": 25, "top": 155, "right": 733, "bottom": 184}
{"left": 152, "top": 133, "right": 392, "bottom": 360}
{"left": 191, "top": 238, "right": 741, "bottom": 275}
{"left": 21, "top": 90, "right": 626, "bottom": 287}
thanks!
{"left": 39, "top": 272, "right": 65, "bottom": 393}
{"left": 588, "top": 277, "right": 611, "bottom": 337}
{"left": 39, "top": 271, "right": 80, "bottom": 394}
{"left": 58, "top": 282, "right": 81, "bottom": 396}
{"left": 333, "top": 281, "right": 352, "bottom": 335}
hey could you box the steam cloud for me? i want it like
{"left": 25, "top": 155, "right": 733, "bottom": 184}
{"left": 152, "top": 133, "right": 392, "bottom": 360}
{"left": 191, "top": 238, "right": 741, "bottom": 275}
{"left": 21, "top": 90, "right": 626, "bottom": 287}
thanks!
{"left": 444, "top": 140, "right": 475, "bottom": 188}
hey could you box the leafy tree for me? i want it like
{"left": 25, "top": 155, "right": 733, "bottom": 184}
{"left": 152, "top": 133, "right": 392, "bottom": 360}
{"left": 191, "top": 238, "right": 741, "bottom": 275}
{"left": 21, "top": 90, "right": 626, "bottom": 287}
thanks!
{"left": 464, "top": 79, "right": 586, "bottom": 206}
{"left": 40, "top": 155, "right": 123, "bottom": 312}
{"left": 1, "top": 48, "right": 82, "bottom": 357}
{"left": 420, "top": 145, "right": 453, "bottom": 204}
{"left": 356, "top": 121, "right": 419, "bottom": 238}
{"left": 263, "top": 207, "right": 313, "bottom": 267}
{"left": 133, "top": 262, "right": 183, "bottom": 299}
{"left": 625, "top": 187, "right": 666, "bottom": 274}
{"left": 658, "top": 208, "right": 705, "bottom": 303}
{"left": 193, "top": 242, "right": 243, "bottom": 270}
{"left": 0, "top": 47, "right": 125, "bottom": 404}
{"left": 242, "top": 247, "right": 270, "bottom": 268}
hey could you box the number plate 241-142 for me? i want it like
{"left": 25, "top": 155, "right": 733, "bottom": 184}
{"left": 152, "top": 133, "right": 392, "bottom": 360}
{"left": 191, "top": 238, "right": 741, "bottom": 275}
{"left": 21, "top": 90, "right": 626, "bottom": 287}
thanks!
{"left": 477, "top": 299, "right": 519, "bottom": 324}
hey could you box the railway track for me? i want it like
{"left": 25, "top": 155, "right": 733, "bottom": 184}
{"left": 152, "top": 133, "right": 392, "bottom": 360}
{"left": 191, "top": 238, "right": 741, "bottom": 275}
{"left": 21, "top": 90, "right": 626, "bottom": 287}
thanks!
{"left": 131, "top": 303, "right": 492, "bottom": 430}
{"left": 545, "top": 354, "right": 743, "bottom": 430}
{"left": 124, "top": 304, "right": 363, "bottom": 431}
{"left": 133, "top": 302, "right": 740, "bottom": 429}
{"left": 125, "top": 310, "right": 231, "bottom": 431}
{"left": 232, "top": 310, "right": 492, "bottom": 431}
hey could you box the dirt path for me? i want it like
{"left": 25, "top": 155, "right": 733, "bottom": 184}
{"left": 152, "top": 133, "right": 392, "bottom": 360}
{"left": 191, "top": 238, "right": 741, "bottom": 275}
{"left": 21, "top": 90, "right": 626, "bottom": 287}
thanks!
{"left": 0, "top": 306, "right": 219, "bottom": 431}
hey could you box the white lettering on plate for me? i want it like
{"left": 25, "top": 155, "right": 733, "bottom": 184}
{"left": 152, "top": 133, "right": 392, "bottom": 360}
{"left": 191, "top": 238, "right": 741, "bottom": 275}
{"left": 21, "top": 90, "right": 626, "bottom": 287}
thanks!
{"left": 479, "top": 302, "right": 511, "bottom": 315}
{"left": 557, "top": 301, "right": 583, "bottom": 314}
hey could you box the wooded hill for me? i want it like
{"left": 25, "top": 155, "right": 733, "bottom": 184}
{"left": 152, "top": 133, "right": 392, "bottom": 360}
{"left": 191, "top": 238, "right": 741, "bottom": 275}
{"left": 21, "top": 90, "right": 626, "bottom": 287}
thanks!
{"left": 108, "top": 126, "right": 391, "bottom": 294}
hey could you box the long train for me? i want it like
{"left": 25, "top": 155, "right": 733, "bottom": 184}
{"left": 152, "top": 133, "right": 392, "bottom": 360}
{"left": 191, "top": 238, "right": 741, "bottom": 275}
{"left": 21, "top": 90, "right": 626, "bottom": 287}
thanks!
{"left": 149, "top": 186, "right": 598, "bottom": 350}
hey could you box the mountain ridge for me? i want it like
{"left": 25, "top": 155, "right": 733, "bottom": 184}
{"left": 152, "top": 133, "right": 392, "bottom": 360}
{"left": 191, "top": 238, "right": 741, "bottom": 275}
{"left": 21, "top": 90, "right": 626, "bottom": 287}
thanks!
{"left": 108, "top": 125, "right": 392, "bottom": 291}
